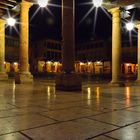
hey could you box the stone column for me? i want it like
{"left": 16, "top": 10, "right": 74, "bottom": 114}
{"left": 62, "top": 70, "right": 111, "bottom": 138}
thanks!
{"left": 15, "top": 0, "right": 33, "bottom": 84}
{"left": 136, "top": 24, "right": 140, "bottom": 82}
{"left": 0, "top": 19, "right": 8, "bottom": 80}
{"left": 62, "top": 0, "right": 75, "bottom": 73}
{"left": 109, "top": 7, "right": 122, "bottom": 84}
{"left": 56, "top": 0, "right": 81, "bottom": 91}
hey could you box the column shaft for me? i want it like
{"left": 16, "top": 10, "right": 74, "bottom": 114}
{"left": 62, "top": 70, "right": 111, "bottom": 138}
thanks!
{"left": 15, "top": 0, "right": 33, "bottom": 84}
{"left": 0, "top": 19, "right": 5, "bottom": 72}
{"left": 109, "top": 7, "right": 122, "bottom": 83}
{"left": 56, "top": 0, "right": 81, "bottom": 90}
{"left": 62, "top": 0, "right": 75, "bottom": 72}
{"left": 136, "top": 25, "right": 140, "bottom": 81}
{"left": 20, "top": 0, "right": 32, "bottom": 73}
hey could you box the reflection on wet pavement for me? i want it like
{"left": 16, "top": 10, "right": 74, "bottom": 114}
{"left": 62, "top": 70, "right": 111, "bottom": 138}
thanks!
{"left": 0, "top": 80, "right": 140, "bottom": 139}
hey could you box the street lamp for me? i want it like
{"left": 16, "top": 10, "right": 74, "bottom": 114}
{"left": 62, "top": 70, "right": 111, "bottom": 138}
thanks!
{"left": 7, "top": 17, "right": 16, "bottom": 26}
{"left": 92, "top": 0, "right": 103, "bottom": 7}
{"left": 38, "top": 0, "right": 49, "bottom": 7}
{"left": 126, "top": 22, "right": 134, "bottom": 31}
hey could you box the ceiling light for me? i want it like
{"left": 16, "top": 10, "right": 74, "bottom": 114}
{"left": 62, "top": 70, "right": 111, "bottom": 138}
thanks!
{"left": 92, "top": 0, "right": 103, "bottom": 7}
{"left": 7, "top": 17, "right": 16, "bottom": 26}
{"left": 126, "top": 22, "right": 134, "bottom": 31}
{"left": 38, "top": 0, "right": 49, "bottom": 7}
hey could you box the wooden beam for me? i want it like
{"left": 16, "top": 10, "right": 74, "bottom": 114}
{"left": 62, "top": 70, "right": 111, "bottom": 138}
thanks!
{"left": 7, "top": 0, "right": 17, "bottom": 4}
{"left": 0, "top": 6, "right": 9, "bottom": 10}
{"left": 0, "top": 0, "right": 17, "bottom": 4}
{"left": 0, "top": 2, "right": 15, "bottom": 7}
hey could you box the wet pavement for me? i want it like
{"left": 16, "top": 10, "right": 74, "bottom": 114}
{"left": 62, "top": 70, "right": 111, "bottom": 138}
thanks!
{"left": 0, "top": 80, "right": 140, "bottom": 139}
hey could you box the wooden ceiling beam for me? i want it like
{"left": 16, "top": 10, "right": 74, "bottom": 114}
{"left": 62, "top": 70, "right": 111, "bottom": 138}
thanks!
{"left": 0, "top": 0, "right": 18, "bottom": 17}
{"left": 0, "top": 2, "right": 15, "bottom": 7}
{"left": 7, "top": 0, "right": 17, "bottom": 4}
{"left": 0, "top": 6, "right": 9, "bottom": 10}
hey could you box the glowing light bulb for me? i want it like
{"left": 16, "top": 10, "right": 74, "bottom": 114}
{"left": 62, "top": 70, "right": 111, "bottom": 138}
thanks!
{"left": 7, "top": 17, "right": 16, "bottom": 26}
{"left": 126, "top": 22, "right": 134, "bottom": 31}
{"left": 38, "top": 0, "right": 49, "bottom": 7}
{"left": 92, "top": 0, "right": 103, "bottom": 7}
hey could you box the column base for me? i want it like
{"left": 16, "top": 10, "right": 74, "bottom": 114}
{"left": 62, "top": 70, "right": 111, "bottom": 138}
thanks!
{"left": 15, "top": 72, "right": 33, "bottom": 84}
{"left": 56, "top": 72, "right": 82, "bottom": 91}
{"left": 109, "top": 80, "right": 125, "bottom": 87}
{"left": 0, "top": 72, "right": 8, "bottom": 81}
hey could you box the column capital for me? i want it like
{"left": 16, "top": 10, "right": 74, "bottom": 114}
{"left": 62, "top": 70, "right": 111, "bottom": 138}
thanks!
{"left": 108, "top": 7, "right": 121, "bottom": 15}
{"left": 20, "top": 0, "right": 33, "bottom": 10}
{"left": 0, "top": 19, "right": 6, "bottom": 26}
{"left": 109, "top": 7, "right": 121, "bottom": 24}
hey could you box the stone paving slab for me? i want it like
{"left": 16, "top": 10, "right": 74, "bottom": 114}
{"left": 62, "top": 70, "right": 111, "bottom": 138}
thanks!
{"left": 0, "top": 81, "right": 140, "bottom": 139}
{"left": 0, "top": 106, "right": 49, "bottom": 118}
{"left": 114, "top": 99, "right": 140, "bottom": 106}
{"left": 0, "top": 114, "right": 55, "bottom": 135}
{"left": 0, "top": 133, "right": 29, "bottom": 140}
{"left": 106, "top": 122, "right": 140, "bottom": 140}
{"left": 22, "top": 118, "right": 117, "bottom": 140}
{"left": 38, "top": 101, "right": 88, "bottom": 110}
{"left": 82, "top": 101, "right": 131, "bottom": 112}
{"left": 0, "top": 104, "right": 16, "bottom": 111}
{"left": 127, "top": 106, "right": 140, "bottom": 113}
{"left": 40, "top": 107, "right": 102, "bottom": 121}
{"left": 88, "top": 110, "right": 140, "bottom": 127}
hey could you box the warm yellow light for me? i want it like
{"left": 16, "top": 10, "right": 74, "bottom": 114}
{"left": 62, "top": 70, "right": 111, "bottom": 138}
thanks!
{"left": 7, "top": 17, "right": 16, "bottom": 26}
{"left": 126, "top": 63, "right": 130, "bottom": 66}
{"left": 96, "top": 61, "right": 102, "bottom": 64}
{"left": 54, "top": 62, "right": 58, "bottom": 65}
{"left": 38, "top": 0, "right": 49, "bottom": 7}
{"left": 80, "top": 62, "right": 84, "bottom": 65}
{"left": 47, "top": 61, "right": 51, "bottom": 64}
{"left": 14, "top": 62, "right": 18, "bottom": 65}
{"left": 88, "top": 62, "right": 91, "bottom": 65}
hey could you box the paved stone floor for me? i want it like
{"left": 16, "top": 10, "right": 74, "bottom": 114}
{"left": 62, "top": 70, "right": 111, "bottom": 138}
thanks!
{"left": 0, "top": 80, "right": 140, "bottom": 139}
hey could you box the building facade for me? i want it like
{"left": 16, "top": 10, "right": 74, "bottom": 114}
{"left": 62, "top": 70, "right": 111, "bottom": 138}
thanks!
{"left": 4, "top": 36, "right": 137, "bottom": 76}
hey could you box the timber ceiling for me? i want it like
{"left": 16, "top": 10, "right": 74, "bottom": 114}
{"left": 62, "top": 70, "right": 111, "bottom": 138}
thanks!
{"left": 0, "top": 0, "right": 139, "bottom": 19}
{"left": 0, "top": 0, "right": 20, "bottom": 17}
{"left": 0, "top": 0, "right": 38, "bottom": 17}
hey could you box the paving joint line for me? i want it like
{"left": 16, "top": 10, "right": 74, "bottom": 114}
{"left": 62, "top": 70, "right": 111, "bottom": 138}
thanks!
{"left": 86, "top": 117, "right": 120, "bottom": 127}
{"left": 37, "top": 113, "right": 59, "bottom": 122}
{"left": 19, "top": 131, "right": 34, "bottom": 140}
{"left": 86, "top": 120, "right": 140, "bottom": 139}
{"left": 103, "top": 134, "right": 119, "bottom": 140}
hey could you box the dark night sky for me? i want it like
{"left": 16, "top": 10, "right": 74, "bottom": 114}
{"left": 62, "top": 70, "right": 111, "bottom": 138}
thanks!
{"left": 76, "top": 0, "right": 112, "bottom": 42}
{"left": 29, "top": 0, "right": 62, "bottom": 41}
{"left": 29, "top": 0, "right": 112, "bottom": 41}
{"left": 6, "top": 0, "right": 137, "bottom": 43}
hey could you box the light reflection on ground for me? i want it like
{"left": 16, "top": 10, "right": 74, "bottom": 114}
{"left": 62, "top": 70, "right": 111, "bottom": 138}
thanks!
{"left": 0, "top": 80, "right": 140, "bottom": 139}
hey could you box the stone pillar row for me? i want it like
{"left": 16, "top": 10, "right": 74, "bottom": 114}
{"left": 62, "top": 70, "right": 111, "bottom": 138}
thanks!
{"left": 0, "top": 1, "right": 140, "bottom": 87}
